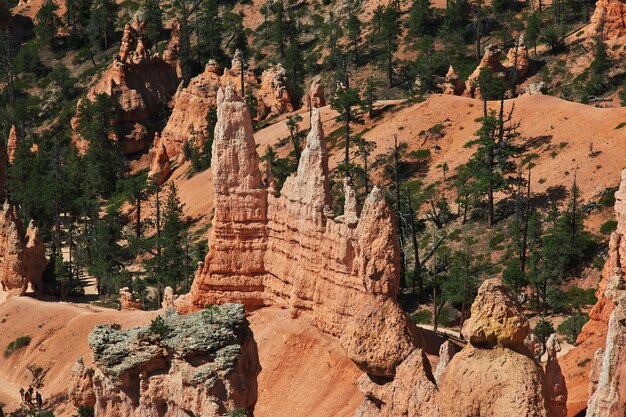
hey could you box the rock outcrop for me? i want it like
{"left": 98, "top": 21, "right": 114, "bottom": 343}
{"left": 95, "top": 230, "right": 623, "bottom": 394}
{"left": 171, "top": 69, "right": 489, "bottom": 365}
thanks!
{"left": 256, "top": 64, "right": 294, "bottom": 120}
{"left": 147, "top": 133, "right": 171, "bottom": 185}
{"left": 119, "top": 287, "right": 142, "bottom": 311}
{"left": 7, "top": 125, "right": 18, "bottom": 164}
{"left": 583, "top": 169, "right": 626, "bottom": 416}
{"left": 434, "top": 341, "right": 457, "bottom": 384}
{"left": 0, "top": 204, "right": 47, "bottom": 295}
{"left": 438, "top": 279, "right": 555, "bottom": 417}
{"left": 73, "top": 21, "right": 180, "bottom": 154}
{"left": 160, "top": 55, "right": 294, "bottom": 160}
{"left": 463, "top": 41, "right": 532, "bottom": 99}
{"left": 545, "top": 334, "right": 567, "bottom": 417}
{"left": 188, "top": 85, "right": 400, "bottom": 339}
{"left": 304, "top": 76, "right": 326, "bottom": 109}
{"left": 440, "top": 66, "right": 465, "bottom": 96}
{"left": 68, "top": 358, "right": 96, "bottom": 409}
{"left": 587, "top": 0, "right": 626, "bottom": 40}
{"left": 354, "top": 349, "right": 441, "bottom": 417}
{"left": 71, "top": 305, "right": 260, "bottom": 417}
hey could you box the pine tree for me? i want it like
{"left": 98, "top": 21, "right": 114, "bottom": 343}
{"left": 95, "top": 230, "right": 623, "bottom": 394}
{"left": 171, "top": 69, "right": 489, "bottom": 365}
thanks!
{"left": 370, "top": 4, "right": 401, "bottom": 86}
{"left": 330, "top": 80, "right": 363, "bottom": 171}
{"left": 76, "top": 94, "right": 126, "bottom": 198}
{"left": 526, "top": 12, "right": 541, "bottom": 56}
{"left": 35, "top": 0, "right": 62, "bottom": 49}
{"left": 407, "top": 0, "right": 432, "bottom": 39}
{"left": 87, "top": 0, "right": 118, "bottom": 50}
{"left": 141, "top": 0, "right": 163, "bottom": 47}
{"left": 198, "top": 0, "right": 225, "bottom": 66}
{"left": 345, "top": 13, "right": 362, "bottom": 64}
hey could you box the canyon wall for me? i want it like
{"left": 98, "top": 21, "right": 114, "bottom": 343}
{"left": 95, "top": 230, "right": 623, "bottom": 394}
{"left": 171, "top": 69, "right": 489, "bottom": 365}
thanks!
{"left": 69, "top": 304, "right": 260, "bottom": 417}
{"left": 188, "top": 85, "right": 399, "bottom": 337}
{"left": 583, "top": 168, "right": 626, "bottom": 416}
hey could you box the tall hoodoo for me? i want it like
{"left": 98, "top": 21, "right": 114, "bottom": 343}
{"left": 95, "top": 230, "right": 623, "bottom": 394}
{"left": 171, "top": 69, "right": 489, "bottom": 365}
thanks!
{"left": 7, "top": 125, "right": 18, "bottom": 164}
{"left": 188, "top": 88, "right": 401, "bottom": 337}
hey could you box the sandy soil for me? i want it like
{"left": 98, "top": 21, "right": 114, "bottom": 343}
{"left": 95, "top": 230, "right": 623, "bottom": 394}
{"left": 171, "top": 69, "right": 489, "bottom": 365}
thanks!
{"left": 0, "top": 296, "right": 160, "bottom": 416}
{"left": 249, "top": 308, "right": 364, "bottom": 417}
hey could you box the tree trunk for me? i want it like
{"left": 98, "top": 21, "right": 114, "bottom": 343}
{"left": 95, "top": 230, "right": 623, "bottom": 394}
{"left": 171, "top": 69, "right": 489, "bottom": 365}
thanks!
{"left": 135, "top": 195, "right": 141, "bottom": 238}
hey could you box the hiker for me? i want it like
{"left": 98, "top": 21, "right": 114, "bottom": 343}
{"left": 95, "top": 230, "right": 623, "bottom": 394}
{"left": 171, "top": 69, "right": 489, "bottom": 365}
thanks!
{"left": 35, "top": 390, "right": 42, "bottom": 412}
{"left": 19, "top": 387, "right": 24, "bottom": 402}
{"left": 24, "top": 388, "right": 32, "bottom": 409}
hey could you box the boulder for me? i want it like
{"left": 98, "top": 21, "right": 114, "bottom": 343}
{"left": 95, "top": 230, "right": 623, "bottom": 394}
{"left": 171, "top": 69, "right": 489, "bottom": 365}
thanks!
{"left": 461, "top": 278, "right": 530, "bottom": 350}
{"left": 340, "top": 296, "right": 420, "bottom": 378}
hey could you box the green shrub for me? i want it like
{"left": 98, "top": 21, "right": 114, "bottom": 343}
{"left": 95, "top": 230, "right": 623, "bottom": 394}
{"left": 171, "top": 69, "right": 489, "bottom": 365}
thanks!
{"left": 4, "top": 335, "right": 31, "bottom": 357}
{"left": 532, "top": 319, "right": 555, "bottom": 352}
{"left": 75, "top": 405, "right": 95, "bottom": 417}
{"left": 558, "top": 312, "right": 589, "bottom": 345}
{"left": 411, "top": 309, "right": 432, "bottom": 324}
{"left": 149, "top": 316, "right": 170, "bottom": 338}
{"left": 577, "top": 358, "right": 591, "bottom": 367}
{"left": 600, "top": 220, "right": 618, "bottom": 235}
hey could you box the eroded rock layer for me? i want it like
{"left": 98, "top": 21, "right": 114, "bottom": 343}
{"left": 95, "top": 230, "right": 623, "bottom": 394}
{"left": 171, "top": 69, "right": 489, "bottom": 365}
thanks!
{"left": 584, "top": 168, "right": 626, "bottom": 416}
{"left": 71, "top": 305, "right": 260, "bottom": 417}
{"left": 189, "top": 85, "right": 400, "bottom": 338}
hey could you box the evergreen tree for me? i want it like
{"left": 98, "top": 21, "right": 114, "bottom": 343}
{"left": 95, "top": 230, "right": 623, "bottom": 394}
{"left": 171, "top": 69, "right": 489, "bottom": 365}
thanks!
{"left": 370, "top": 4, "right": 401, "bottom": 86}
{"left": 75, "top": 94, "right": 126, "bottom": 198}
{"left": 141, "top": 0, "right": 164, "bottom": 47}
{"left": 330, "top": 80, "right": 363, "bottom": 170}
{"left": 198, "top": 0, "right": 225, "bottom": 65}
{"left": 35, "top": 0, "right": 62, "bottom": 49}
{"left": 406, "top": 0, "right": 432, "bottom": 39}
{"left": 87, "top": 0, "right": 118, "bottom": 50}
{"left": 526, "top": 12, "right": 541, "bottom": 56}
{"left": 345, "top": 13, "right": 362, "bottom": 64}
{"left": 462, "top": 72, "right": 521, "bottom": 227}
{"left": 284, "top": 42, "right": 305, "bottom": 106}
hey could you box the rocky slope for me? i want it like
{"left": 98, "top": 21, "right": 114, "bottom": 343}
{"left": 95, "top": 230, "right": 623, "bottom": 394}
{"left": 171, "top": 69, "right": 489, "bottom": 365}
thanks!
{"left": 69, "top": 304, "right": 260, "bottom": 417}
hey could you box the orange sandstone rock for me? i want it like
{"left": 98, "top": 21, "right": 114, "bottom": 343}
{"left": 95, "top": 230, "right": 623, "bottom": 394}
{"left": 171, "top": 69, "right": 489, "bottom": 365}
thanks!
{"left": 587, "top": 0, "right": 626, "bottom": 40}
{"left": 188, "top": 86, "right": 400, "bottom": 337}
{"left": 147, "top": 133, "right": 171, "bottom": 185}
{"left": 7, "top": 125, "right": 18, "bottom": 164}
